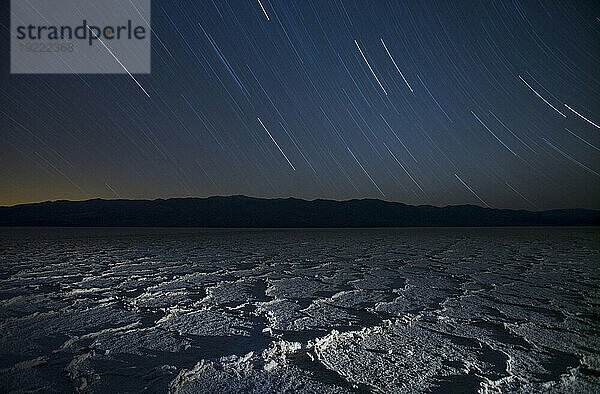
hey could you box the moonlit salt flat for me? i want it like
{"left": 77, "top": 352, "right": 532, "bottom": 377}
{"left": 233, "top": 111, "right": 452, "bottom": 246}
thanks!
{"left": 1, "top": 227, "right": 598, "bottom": 392}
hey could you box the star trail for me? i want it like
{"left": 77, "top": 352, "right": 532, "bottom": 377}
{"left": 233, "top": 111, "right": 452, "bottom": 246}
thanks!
{"left": 1, "top": 0, "right": 599, "bottom": 209}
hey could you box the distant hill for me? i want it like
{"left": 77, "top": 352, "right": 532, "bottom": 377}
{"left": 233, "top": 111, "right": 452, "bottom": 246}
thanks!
{"left": 0, "top": 196, "right": 598, "bottom": 227}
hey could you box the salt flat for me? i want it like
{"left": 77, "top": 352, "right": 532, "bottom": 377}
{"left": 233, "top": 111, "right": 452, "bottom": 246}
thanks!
{"left": 0, "top": 227, "right": 598, "bottom": 393}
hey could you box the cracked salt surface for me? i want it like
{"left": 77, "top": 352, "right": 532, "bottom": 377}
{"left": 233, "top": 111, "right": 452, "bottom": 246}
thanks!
{"left": 0, "top": 227, "right": 598, "bottom": 393}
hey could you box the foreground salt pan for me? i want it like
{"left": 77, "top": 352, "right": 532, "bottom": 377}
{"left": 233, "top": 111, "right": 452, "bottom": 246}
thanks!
{"left": 0, "top": 227, "right": 598, "bottom": 392}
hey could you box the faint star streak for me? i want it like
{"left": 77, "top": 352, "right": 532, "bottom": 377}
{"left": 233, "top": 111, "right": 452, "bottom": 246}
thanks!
{"left": 385, "top": 144, "right": 426, "bottom": 196}
{"left": 505, "top": 182, "right": 537, "bottom": 209}
{"left": 380, "top": 114, "right": 418, "bottom": 162}
{"left": 87, "top": 27, "right": 150, "bottom": 98}
{"left": 489, "top": 111, "right": 536, "bottom": 153}
{"left": 347, "top": 147, "right": 385, "bottom": 196}
{"left": 416, "top": 74, "right": 453, "bottom": 122}
{"left": 471, "top": 111, "right": 517, "bottom": 156}
{"left": 543, "top": 138, "right": 599, "bottom": 177}
{"left": 565, "top": 128, "right": 600, "bottom": 152}
{"left": 105, "top": 183, "right": 121, "bottom": 198}
{"left": 258, "top": 118, "right": 296, "bottom": 171}
{"left": 280, "top": 122, "right": 316, "bottom": 173}
{"left": 454, "top": 174, "right": 490, "bottom": 207}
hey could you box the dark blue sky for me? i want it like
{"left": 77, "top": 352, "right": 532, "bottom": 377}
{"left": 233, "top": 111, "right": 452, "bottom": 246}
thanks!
{"left": 1, "top": 0, "right": 599, "bottom": 209}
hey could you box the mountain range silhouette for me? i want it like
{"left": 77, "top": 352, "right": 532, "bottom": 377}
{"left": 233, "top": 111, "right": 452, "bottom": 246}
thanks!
{"left": 1, "top": 196, "right": 598, "bottom": 227}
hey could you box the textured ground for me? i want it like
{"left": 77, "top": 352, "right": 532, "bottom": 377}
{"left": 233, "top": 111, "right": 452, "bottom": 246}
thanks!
{"left": 0, "top": 227, "right": 598, "bottom": 393}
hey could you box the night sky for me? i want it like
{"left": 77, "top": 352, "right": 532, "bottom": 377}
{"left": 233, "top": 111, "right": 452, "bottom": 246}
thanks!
{"left": 1, "top": 0, "right": 599, "bottom": 209}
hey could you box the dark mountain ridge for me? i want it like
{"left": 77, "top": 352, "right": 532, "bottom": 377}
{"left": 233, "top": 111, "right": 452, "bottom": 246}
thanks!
{"left": 0, "top": 196, "right": 598, "bottom": 227}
